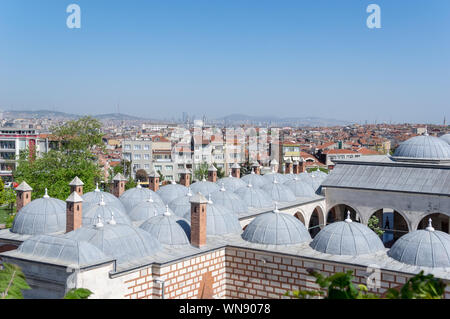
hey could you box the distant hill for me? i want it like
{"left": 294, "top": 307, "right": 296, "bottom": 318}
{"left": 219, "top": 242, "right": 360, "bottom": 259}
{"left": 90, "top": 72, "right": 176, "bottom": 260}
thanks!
{"left": 4, "top": 110, "right": 150, "bottom": 121}
{"left": 215, "top": 114, "right": 352, "bottom": 127}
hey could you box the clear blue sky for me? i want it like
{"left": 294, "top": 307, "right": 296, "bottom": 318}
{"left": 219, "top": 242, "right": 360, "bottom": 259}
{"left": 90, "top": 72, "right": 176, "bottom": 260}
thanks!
{"left": 0, "top": 0, "right": 449, "bottom": 123}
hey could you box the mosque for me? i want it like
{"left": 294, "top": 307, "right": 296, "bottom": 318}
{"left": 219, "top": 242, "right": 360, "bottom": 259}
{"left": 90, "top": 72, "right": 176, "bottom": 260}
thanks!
{"left": 0, "top": 133, "right": 449, "bottom": 299}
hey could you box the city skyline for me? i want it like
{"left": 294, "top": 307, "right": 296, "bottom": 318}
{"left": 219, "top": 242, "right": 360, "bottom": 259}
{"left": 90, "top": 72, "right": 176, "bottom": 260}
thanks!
{"left": 0, "top": 1, "right": 449, "bottom": 124}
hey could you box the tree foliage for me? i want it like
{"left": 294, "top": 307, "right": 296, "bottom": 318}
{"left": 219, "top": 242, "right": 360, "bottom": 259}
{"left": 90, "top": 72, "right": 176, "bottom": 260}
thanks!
{"left": 13, "top": 117, "right": 104, "bottom": 200}
{"left": 64, "top": 288, "right": 93, "bottom": 299}
{"left": 286, "top": 269, "right": 446, "bottom": 299}
{"left": 368, "top": 215, "right": 385, "bottom": 236}
{"left": 135, "top": 169, "right": 148, "bottom": 182}
{"left": 0, "top": 263, "right": 31, "bottom": 299}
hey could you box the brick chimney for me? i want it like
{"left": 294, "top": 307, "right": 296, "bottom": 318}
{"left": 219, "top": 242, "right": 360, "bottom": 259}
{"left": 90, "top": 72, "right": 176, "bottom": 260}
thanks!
{"left": 285, "top": 158, "right": 293, "bottom": 174}
{"left": 231, "top": 163, "right": 241, "bottom": 178}
{"left": 66, "top": 191, "right": 83, "bottom": 233}
{"left": 207, "top": 165, "right": 217, "bottom": 183}
{"left": 299, "top": 157, "right": 306, "bottom": 173}
{"left": 15, "top": 181, "right": 32, "bottom": 212}
{"left": 69, "top": 176, "right": 84, "bottom": 196}
{"left": 251, "top": 161, "right": 261, "bottom": 175}
{"left": 149, "top": 170, "right": 160, "bottom": 192}
{"left": 189, "top": 192, "right": 208, "bottom": 248}
{"left": 179, "top": 168, "right": 191, "bottom": 187}
{"left": 112, "top": 173, "right": 126, "bottom": 197}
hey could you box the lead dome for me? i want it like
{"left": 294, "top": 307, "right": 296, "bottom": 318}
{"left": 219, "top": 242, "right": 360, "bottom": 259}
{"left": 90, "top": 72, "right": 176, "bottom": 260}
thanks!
{"left": 156, "top": 182, "right": 189, "bottom": 204}
{"left": 310, "top": 215, "right": 385, "bottom": 256}
{"left": 119, "top": 185, "right": 164, "bottom": 212}
{"left": 11, "top": 191, "right": 66, "bottom": 235}
{"left": 216, "top": 174, "right": 247, "bottom": 192}
{"left": 82, "top": 198, "right": 132, "bottom": 226}
{"left": 128, "top": 195, "right": 168, "bottom": 222}
{"left": 440, "top": 133, "right": 450, "bottom": 145}
{"left": 392, "top": 135, "right": 450, "bottom": 162}
{"left": 190, "top": 180, "right": 220, "bottom": 196}
{"left": 83, "top": 185, "right": 126, "bottom": 213}
{"left": 388, "top": 220, "right": 450, "bottom": 268}
{"left": 242, "top": 206, "right": 311, "bottom": 245}
{"left": 284, "top": 178, "right": 316, "bottom": 197}
{"left": 241, "top": 172, "right": 266, "bottom": 188}
{"left": 140, "top": 208, "right": 191, "bottom": 246}
{"left": 260, "top": 178, "right": 296, "bottom": 202}
{"left": 234, "top": 183, "right": 273, "bottom": 209}
{"left": 210, "top": 184, "right": 248, "bottom": 216}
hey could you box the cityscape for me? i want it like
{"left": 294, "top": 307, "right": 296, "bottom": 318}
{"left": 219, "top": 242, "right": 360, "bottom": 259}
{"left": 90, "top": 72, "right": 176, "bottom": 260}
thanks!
{"left": 0, "top": 0, "right": 449, "bottom": 306}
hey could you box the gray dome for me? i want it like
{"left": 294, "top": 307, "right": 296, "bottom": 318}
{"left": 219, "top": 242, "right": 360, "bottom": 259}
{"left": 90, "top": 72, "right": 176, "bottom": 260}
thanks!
{"left": 263, "top": 172, "right": 289, "bottom": 184}
{"left": 216, "top": 175, "right": 246, "bottom": 192}
{"left": 242, "top": 208, "right": 311, "bottom": 245}
{"left": 210, "top": 185, "right": 248, "bottom": 215}
{"left": 261, "top": 179, "right": 296, "bottom": 202}
{"left": 183, "top": 200, "right": 241, "bottom": 236}
{"left": 65, "top": 222, "right": 162, "bottom": 265}
{"left": 393, "top": 135, "right": 450, "bottom": 161}
{"left": 311, "top": 170, "right": 328, "bottom": 179}
{"left": 284, "top": 173, "right": 299, "bottom": 181}
{"left": 11, "top": 195, "right": 66, "bottom": 235}
{"left": 440, "top": 134, "right": 450, "bottom": 145}
{"left": 284, "top": 178, "right": 317, "bottom": 197}
{"left": 190, "top": 180, "right": 220, "bottom": 196}
{"left": 16, "top": 235, "right": 109, "bottom": 266}
{"left": 310, "top": 217, "right": 385, "bottom": 256}
{"left": 83, "top": 188, "right": 126, "bottom": 213}
{"left": 241, "top": 172, "right": 266, "bottom": 188}
{"left": 388, "top": 225, "right": 450, "bottom": 268}
{"left": 235, "top": 184, "right": 273, "bottom": 208}
{"left": 156, "top": 183, "right": 188, "bottom": 204}
{"left": 168, "top": 188, "right": 193, "bottom": 217}
{"left": 83, "top": 201, "right": 132, "bottom": 226}
{"left": 308, "top": 174, "right": 324, "bottom": 192}
{"left": 120, "top": 185, "right": 164, "bottom": 212}
{"left": 140, "top": 210, "right": 190, "bottom": 246}
{"left": 128, "top": 198, "right": 167, "bottom": 222}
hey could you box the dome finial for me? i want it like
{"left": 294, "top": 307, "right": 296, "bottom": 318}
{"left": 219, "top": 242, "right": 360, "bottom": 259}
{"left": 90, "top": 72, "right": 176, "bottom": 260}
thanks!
{"left": 147, "top": 193, "right": 154, "bottom": 202}
{"left": 99, "top": 193, "right": 106, "bottom": 206}
{"left": 164, "top": 204, "right": 171, "bottom": 216}
{"left": 426, "top": 218, "right": 435, "bottom": 231}
{"left": 187, "top": 187, "right": 192, "bottom": 197}
{"left": 96, "top": 215, "right": 104, "bottom": 228}
{"left": 43, "top": 188, "right": 49, "bottom": 199}
{"left": 171, "top": 180, "right": 176, "bottom": 185}
{"left": 207, "top": 194, "right": 213, "bottom": 204}
{"left": 228, "top": 172, "right": 233, "bottom": 178}
{"left": 137, "top": 183, "right": 142, "bottom": 189}
{"left": 273, "top": 177, "right": 278, "bottom": 184}
{"left": 220, "top": 183, "right": 226, "bottom": 192}
{"left": 108, "top": 212, "right": 117, "bottom": 225}
{"left": 95, "top": 183, "right": 100, "bottom": 192}
{"left": 273, "top": 202, "right": 280, "bottom": 213}
{"left": 202, "top": 177, "right": 206, "bottom": 182}
{"left": 345, "top": 211, "right": 352, "bottom": 223}
{"left": 247, "top": 181, "right": 253, "bottom": 188}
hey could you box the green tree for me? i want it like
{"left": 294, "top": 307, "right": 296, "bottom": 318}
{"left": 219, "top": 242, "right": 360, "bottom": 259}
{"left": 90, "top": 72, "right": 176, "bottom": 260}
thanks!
{"left": 135, "top": 169, "right": 148, "bottom": 182}
{"left": 368, "top": 215, "right": 385, "bottom": 237}
{"left": 194, "top": 162, "right": 209, "bottom": 181}
{"left": 125, "top": 176, "right": 137, "bottom": 190}
{"left": 386, "top": 271, "right": 446, "bottom": 299}
{"left": 240, "top": 161, "right": 252, "bottom": 176}
{"left": 0, "top": 263, "right": 31, "bottom": 299}
{"left": 13, "top": 117, "right": 104, "bottom": 200}
{"left": 64, "top": 288, "right": 93, "bottom": 299}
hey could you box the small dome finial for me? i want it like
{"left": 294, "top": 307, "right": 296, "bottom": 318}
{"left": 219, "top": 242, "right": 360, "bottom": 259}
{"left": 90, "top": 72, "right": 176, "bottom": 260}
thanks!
{"left": 345, "top": 211, "right": 352, "bottom": 223}
{"left": 426, "top": 218, "right": 435, "bottom": 231}
{"left": 273, "top": 202, "right": 280, "bottom": 213}
{"left": 164, "top": 205, "right": 171, "bottom": 216}
{"left": 147, "top": 193, "right": 154, "bottom": 202}
{"left": 43, "top": 188, "right": 50, "bottom": 199}
{"left": 137, "top": 183, "right": 142, "bottom": 189}
{"left": 273, "top": 177, "right": 278, "bottom": 184}
{"left": 207, "top": 194, "right": 213, "bottom": 204}
{"left": 95, "top": 183, "right": 100, "bottom": 192}
{"left": 108, "top": 212, "right": 116, "bottom": 225}
{"left": 171, "top": 180, "right": 176, "bottom": 185}
{"left": 251, "top": 169, "right": 255, "bottom": 175}
{"left": 187, "top": 187, "right": 192, "bottom": 197}
{"left": 247, "top": 181, "right": 253, "bottom": 188}
{"left": 202, "top": 177, "right": 206, "bottom": 182}
{"left": 96, "top": 215, "right": 104, "bottom": 228}
{"left": 228, "top": 172, "right": 233, "bottom": 178}
{"left": 99, "top": 193, "right": 106, "bottom": 206}
{"left": 220, "top": 183, "right": 226, "bottom": 192}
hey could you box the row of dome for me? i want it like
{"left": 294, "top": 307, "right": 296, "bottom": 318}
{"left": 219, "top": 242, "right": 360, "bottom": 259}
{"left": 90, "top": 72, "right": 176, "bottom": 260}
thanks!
{"left": 11, "top": 170, "right": 327, "bottom": 236}
{"left": 15, "top": 203, "right": 450, "bottom": 270}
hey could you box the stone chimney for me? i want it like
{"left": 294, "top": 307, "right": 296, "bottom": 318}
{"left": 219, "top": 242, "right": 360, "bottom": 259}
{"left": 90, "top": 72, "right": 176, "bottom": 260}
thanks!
{"left": 69, "top": 176, "right": 84, "bottom": 196}
{"left": 251, "top": 161, "right": 261, "bottom": 175}
{"left": 66, "top": 191, "right": 83, "bottom": 233}
{"left": 285, "top": 158, "right": 293, "bottom": 174}
{"left": 179, "top": 168, "right": 191, "bottom": 187}
{"left": 189, "top": 192, "right": 208, "bottom": 248}
{"left": 15, "top": 181, "right": 32, "bottom": 212}
{"left": 149, "top": 170, "right": 160, "bottom": 192}
{"left": 231, "top": 163, "right": 241, "bottom": 178}
{"left": 112, "top": 173, "right": 126, "bottom": 197}
{"left": 207, "top": 165, "right": 217, "bottom": 183}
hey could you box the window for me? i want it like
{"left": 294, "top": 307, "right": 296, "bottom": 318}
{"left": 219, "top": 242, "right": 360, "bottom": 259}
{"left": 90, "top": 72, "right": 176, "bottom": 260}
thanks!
{"left": 144, "top": 154, "right": 150, "bottom": 160}
{"left": 166, "top": 165, "right": 173, "bottom": 171}
{"left": 134, "top": 154, "right": 141, "bottom": 160}
{"left": 154, "top": 165, "right": 162, "bottom": 171}
{"left": 144, "top": 144, "right": 150, "bottom": 150}
{"left": 124, "top": 144, "right": 131, "bottom": 150}
{"left": 134, "top": 144, "right": 142, "bottom": 150}
{"left": 144, "top": 164, "right": 150, "bottom": 169}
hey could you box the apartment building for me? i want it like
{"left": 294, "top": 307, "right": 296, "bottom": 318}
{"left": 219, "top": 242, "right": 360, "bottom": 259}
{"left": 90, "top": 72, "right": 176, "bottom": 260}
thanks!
{"left": 122, "top": 139, "right": 153, "bottom": 178}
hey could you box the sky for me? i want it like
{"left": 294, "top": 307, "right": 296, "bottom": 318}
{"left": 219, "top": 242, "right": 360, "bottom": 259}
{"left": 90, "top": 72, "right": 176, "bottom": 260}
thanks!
{"left": 0, "top": 0, "right": 449, "bottom": 123}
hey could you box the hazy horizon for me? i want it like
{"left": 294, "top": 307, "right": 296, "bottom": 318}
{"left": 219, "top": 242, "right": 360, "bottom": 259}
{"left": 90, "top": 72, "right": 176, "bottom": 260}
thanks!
{"left": 1, "top": 1, "right": 449, "bottom": 124}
